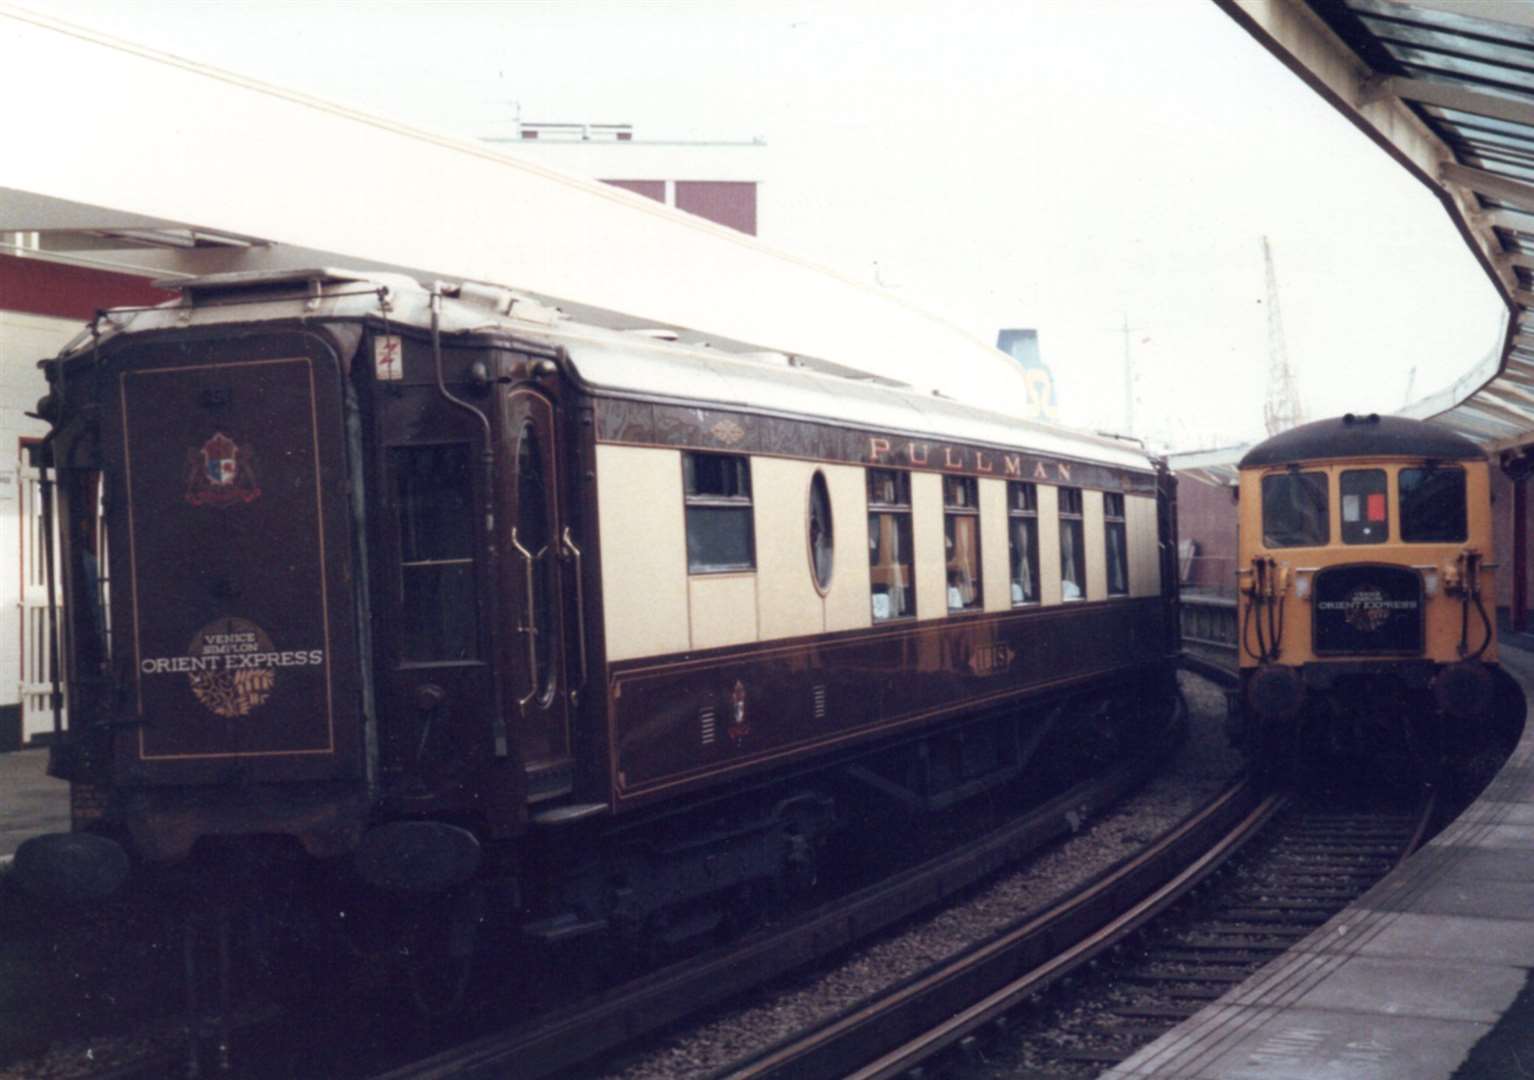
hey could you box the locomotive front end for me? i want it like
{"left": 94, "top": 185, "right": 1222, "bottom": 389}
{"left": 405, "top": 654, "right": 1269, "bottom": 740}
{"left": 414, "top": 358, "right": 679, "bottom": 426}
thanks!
{"left": 1232, "top": 413, "right": 1522, "bottom": 776}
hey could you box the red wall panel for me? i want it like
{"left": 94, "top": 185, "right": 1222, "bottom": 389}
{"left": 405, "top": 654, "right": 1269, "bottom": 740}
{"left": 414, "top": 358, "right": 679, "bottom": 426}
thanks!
{"left": 675, "top": 181, "right": 757, "bottom": 236}
{"left": 1177, "top": 476, "right": 1238, "bottom": 592}
{"left": 602, "top": 179, "right": 666, "bottom": 204}
{"left": 1, "top": 255, "right": 170, "bottom": 321}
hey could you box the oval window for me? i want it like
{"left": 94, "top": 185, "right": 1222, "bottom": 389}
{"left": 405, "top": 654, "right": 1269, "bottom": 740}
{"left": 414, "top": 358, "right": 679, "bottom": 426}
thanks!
{"left": 808, "top": 471, "right": 834, "bottom": 591}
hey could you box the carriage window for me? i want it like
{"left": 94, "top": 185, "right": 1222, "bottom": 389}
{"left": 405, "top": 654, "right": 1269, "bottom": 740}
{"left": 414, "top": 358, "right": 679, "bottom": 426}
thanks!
{"left": 943, "top": 476, "right": 982, "bottom": 612}
{"left": 1104, "top": 492, "right": 1129, "bottom": 595}
{"left": 683, "top": 452, "right": 755, "bottom": 572}
{"left": 1261, "top": 471, "right": 1328, "bottom": 548}
{"left": 1059, "top": 486, "right": 1086, "bottom": 600}
{"left": 1400, "top": 467, "right": 1468, "bottom": 542}
{"left": 393, "top": 444, "right": 478, "bottom": 661}
{"left": 808, "top": 470, "right": 834, "bottom": 592}
{"left": 868, "top": 468, "right": 914, "bottom": 621}
{"left": 1339, "top": 469, "right": 1387, "bottom": 545}
{"left": 1007, "top": 481, "right": 1039, "bottom": 605}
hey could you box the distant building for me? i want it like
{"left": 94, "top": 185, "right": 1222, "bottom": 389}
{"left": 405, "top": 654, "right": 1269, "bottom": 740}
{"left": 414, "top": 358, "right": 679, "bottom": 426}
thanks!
{"left": 485, "top": 121, "right": 765, "bottom": 237}
{"left": 996, "top": 329, "right": 1059, "bottom": 423}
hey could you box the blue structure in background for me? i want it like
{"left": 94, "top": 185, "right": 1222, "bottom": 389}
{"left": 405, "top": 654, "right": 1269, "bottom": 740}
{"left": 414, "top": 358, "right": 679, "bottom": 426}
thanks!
{"left": 996, "top": 329, "right": 1059, "bottom": 423}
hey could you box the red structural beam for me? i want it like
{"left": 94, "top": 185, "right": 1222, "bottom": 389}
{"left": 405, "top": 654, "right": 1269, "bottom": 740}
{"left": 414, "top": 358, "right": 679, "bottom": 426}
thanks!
{"left": 1, "top": 255, "right": 171, "bottom": 321}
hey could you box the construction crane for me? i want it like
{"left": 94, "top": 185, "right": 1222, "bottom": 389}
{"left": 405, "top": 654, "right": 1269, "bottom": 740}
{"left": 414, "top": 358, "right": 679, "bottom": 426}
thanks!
{"left": 1261, "top": 236, "right": 1306, "bottom": 437}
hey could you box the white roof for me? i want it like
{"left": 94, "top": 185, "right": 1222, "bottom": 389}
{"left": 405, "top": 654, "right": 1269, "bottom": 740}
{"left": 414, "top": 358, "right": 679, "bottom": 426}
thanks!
{"left": 73, "top": 268, "right": 1157, "bottom": 474}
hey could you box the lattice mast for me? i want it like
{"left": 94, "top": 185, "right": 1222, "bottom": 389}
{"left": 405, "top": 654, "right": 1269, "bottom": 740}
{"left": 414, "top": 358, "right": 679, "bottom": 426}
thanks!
{"left": 1261, "top": 236, "right": 1306, "bottom": 437}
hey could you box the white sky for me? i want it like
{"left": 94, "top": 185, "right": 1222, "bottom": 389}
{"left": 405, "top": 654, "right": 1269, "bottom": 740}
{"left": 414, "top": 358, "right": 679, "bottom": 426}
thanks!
{"left": 35, "top": 0, "right": 1510, "bottom": 450}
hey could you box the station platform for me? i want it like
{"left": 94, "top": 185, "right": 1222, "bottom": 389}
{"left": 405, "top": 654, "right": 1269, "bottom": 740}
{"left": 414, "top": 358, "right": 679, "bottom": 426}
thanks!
{"left": 0, "top": 749, "right": 67, "bottom": 863}
{"left": 1106, "top": 645, "right": 1534, "bottom": 1080}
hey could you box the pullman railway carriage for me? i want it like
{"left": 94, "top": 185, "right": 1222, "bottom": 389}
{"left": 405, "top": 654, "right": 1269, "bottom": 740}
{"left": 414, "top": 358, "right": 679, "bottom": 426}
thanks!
{"left": 1233, "top": 413, "right": 1524, "bottom": 776}
{"left": 17, "top": 268, "right": 1180, "bottom": 987}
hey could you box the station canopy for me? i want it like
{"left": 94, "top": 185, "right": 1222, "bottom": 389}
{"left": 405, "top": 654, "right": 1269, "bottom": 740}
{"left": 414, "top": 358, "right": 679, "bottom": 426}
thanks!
{"left": 1223, "top": 0, "right": 1534, "bottom": 460}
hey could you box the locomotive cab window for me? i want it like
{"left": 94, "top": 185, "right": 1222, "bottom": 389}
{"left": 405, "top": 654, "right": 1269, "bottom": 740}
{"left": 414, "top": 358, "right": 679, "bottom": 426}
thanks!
{"left": 808, "top": 470, "right": 834, "bottom": 592}
{"left": 1400, "top": 466, "right": 1468, "bottom": 542}
{"left": 1261, "top": 471, "right": 1328, "bottom": 548}
{"left": 393, "top": 444, "right": 479, "bottom": 661}
{"left": 1059, "top": 486, "right": 1086, "bottom": 600}
{"left": 1340, "top": 469, "right": 1387, "bottom": 545}
{"left": 943, "top": 475, "right": 982, "bottom": 612}
{"left": 1104, "top": 492, "right": 1129, "bottom": 595}
{"left": 683, "top": 452, "right": 755, "bottom": 572}
{"left": 868, "top": 468, "right": 914, "bottom": 621}
{"left": 1007, "top": 481, "right": 1040, "bottom": 605}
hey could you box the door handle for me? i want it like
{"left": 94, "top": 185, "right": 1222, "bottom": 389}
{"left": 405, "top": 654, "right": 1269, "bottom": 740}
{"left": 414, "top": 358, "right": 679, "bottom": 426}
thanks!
{"left": 562, "top": 526, "right": 588, "bottom": 695}
{"left": 510, "top": 526, "right": 547, "bottom": 708}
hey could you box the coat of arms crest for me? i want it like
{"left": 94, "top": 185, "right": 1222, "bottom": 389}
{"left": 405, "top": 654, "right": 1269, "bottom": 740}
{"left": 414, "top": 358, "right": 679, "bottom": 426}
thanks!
{"left": 186, "top": 432, "right": 261, "bottom": 507}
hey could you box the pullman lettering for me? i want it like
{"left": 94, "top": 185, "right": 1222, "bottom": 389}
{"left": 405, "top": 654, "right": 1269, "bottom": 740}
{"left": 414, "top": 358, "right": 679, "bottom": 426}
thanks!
{"left": 866, "top": 435, "right": 1078, "bottom": 486}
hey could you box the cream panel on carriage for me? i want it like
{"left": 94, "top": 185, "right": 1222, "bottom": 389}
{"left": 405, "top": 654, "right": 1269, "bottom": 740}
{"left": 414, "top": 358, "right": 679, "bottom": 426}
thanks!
{"left": 1128, "top": 495, "right": 1161, "bottom": 599}
{"left": 911, "top": 472, "right": 946, "bottom": 621}
{"left": 752, "top": 457, "right": 825, "bottom": 641}
{"left": 1084, "top": 490, "right": 1108, "bottom": 603}
{"left": 821, "top": 464, "right": 874, "bottom": 635}
{"left": 596, "top": 444, "right": 690, "bottom": 662}
{"left": 980, "top": 478, "right": 1011, "bottom": 614}
{"left": 689, "top": 574, "right": 758, "bottom": 651}
{"left": 1036, "top": 485, "right": 1063, "bottom": 606}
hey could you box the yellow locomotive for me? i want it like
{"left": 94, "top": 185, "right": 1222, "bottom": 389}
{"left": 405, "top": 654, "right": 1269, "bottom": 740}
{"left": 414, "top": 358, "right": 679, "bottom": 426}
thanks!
{"left": 1233, "top": 413, "right": 1523, "bottom": 775}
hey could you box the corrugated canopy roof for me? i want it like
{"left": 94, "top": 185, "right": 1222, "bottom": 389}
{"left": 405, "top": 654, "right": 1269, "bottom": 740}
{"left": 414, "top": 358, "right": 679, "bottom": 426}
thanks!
{"left": 1220, "top": 0, "right": 1534, "bottom": 456}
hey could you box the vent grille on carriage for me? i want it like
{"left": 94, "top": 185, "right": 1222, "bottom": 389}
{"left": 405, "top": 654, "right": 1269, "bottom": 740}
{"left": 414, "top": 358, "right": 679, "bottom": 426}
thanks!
{"left": 813, "top": 684, "right": 827, "bottom": 720}
{"left": 700, "top": 705, "right": 717, "bottom": 746}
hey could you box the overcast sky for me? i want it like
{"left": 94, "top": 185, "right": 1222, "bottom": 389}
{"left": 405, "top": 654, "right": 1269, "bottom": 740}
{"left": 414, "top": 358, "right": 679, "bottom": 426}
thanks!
{"left": 35, "top": 0, "right": 1510, "bottom": 450}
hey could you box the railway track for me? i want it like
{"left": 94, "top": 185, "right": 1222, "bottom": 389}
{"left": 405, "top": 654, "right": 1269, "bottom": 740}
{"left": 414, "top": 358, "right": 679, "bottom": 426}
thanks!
{"left": 700, "top": 781, "right": 1435, "bottom": 1080}
{"left": 700, "top": 777, "right": 1277, "bottom": 1080}
{"left": 365, "top": 721, "right": 1183, "bottom": 1080}
{"left": 1014, "top": 788, "right": 1437, "bottom": 1077}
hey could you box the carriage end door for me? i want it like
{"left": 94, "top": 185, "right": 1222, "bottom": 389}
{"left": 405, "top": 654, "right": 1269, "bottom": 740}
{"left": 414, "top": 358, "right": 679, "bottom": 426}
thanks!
{"left": 505, "top": 388, "right": 573, "bottom": 798}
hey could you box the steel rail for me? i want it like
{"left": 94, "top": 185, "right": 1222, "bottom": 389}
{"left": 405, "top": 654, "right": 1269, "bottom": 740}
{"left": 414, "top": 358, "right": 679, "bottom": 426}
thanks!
{"left": 712, "top": 779, "right": 1279, "bottom": 1080}
{"left": 369, "top": 707, "right": 1186, "bottom": 1080}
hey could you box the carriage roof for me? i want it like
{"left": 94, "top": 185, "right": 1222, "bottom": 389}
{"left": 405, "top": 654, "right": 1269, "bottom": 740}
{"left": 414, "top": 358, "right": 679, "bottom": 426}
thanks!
{"left": 64, "top": 268, "right": 1158, "bottom": 475}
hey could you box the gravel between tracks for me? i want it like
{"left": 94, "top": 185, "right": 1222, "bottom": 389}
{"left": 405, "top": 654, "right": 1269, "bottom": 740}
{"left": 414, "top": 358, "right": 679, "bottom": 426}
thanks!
{"left": 596, "top": 672, "right": 1243, "bottom": 1080}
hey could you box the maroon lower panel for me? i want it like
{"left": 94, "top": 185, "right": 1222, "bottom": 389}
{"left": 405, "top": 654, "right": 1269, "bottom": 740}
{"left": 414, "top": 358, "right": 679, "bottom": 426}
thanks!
{"left": 607, "top": 598, "right": 1168, "bottom": 807}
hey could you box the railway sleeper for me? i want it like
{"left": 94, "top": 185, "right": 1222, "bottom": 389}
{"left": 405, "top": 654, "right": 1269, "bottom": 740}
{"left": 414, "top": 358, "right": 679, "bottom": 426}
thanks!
{"left": 1200, "top": 921, "right": 1316, "bottom": 937}
{"left": 1214, "top": 907, "right": 1333, "bottom": 924}
{"left": 1169, "top": 937, "right": 1291, "bottom": 953}
{"left": 1226, "top": 887, "right": 1366, "bottom": 901}
{"left": 1113, "top": 1004, "right": 1198, "bottom": 1020}
{"left": 1056, "top": 1046, "right": 1139, "bottom": 1064}
{"left": 1217, "top": 897, "right": 1351, "bottom": 912}
{"left": 1126, "top": 968, "right": 1253, "bottom": 984}
{"left": 1152, "top": 949, "right": 1266, "bottom": 965}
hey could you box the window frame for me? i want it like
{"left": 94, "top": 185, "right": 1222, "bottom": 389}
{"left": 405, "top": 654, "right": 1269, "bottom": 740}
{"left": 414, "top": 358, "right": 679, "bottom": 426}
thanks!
{"left": 682, "top": 451, "right": 756, "bottom": 574}
{"left": 807, "top": 469, "right": 834, "bottom": 595}
{"left": 1260, "top": 470, "right": 1330, "bottom": 549}
{"left": 1399, "top": 465, "right": 1469, "bottom": 544}
{"left": 1339, "top": 468, "right": 1389, "bottom": 546}
{"left": 1007, "top": 481, "right": 1040, "bottom": 606}
{"left": 1058, "top": 485, "right": 1087, "bottom": 602}
{"left": 867, "top": 468, "right": 916, "bottom": 622}
{"left": 390, "top": 441, "right": 481, "bottom": 665}
{"left": 943, "top": 474, "right": 983, "bottom": 613}
{"left": 1103, "top": 491, "right": 1129, "bottom": 596}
